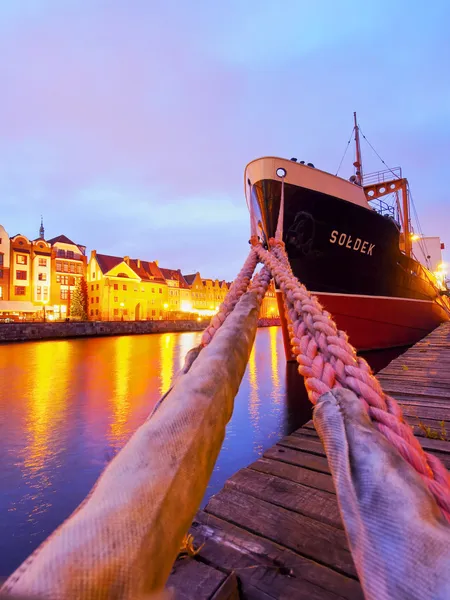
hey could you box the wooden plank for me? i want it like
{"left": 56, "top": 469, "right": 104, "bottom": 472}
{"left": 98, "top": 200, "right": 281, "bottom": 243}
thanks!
{"left": 249, "top": 457, "right": 335, "bottom": 494}
{"left": 190, "top": 511, "right": 363, "bottom": 600}
{"left": 226, "top": 467, "right": 342, "bottom": 529}
{"left": 168, "top": 557, "right": 227, "bottom": 599}
{"left": 205, "top": 489, "right": 356, "bottom": 578}
{"left": 277, "top": 435, "right": 325, "bottom": 456}
{"left": 287, "top": 421, "right": 450, "bottom": 464}
{"left": 264, "top": 445, "right": 330, "bottom": 474}
{"left": 211, "top": 573, "right": 239, "bottom": 600}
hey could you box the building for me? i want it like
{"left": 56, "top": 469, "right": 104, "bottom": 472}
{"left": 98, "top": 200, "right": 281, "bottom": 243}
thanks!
{"left": 184, "top": 273, "right": 229, "bottom": 316}
{"left": 3, "top": 229, "right": 52, "bottom": 319}
{"left": 47, "top": 235, "right": 87, "bottom": 320}
{"left": 159, "top": 268, "right": 191, "bottom": 316}
{"left": 87, "top": 252, "right": 169, "bottom": 320}
{"left": 412, "top": 236, "right": 447, "bottom": 289}
{"left": 412, "top": 236, "right": 445, "bottom": 272}
{"left": 0, "top": 224, "right": 11, "bottom": 303}
{"left": 260, "top": 280, "right": 279, "bottom": 318}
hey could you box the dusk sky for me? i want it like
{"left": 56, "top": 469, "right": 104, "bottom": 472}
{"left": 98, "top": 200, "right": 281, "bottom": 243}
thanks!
{"left": 1, "top": 0, "right": 449, "bottom": 280}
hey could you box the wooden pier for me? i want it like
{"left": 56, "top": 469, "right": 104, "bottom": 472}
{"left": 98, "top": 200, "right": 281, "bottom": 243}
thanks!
{"left": 167, "top": 322, "right": 450, "bottom": 599}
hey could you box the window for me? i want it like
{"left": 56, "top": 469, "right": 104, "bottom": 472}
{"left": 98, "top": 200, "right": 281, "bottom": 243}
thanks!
{"left": 15, "top": 286, "right": 25, "bottom": 295}
{"left": 113, "top": 309, "right": 118, "bottom": 316}
{"left": 91, "top": 284, "right": 94, "bottom": 291}
{"left": 152, "top": 288, "right": 155, "bottom": 293}
{"left": 43, "top": 287, "right": 48, "bottom": 300}
{"left": 63, "top": 263, "right": 69, "bottom": 272}
{"left": 92, "top": 272, "right": 96, "bottom": 279}
{"left": 95, "top": 309, "right": 98, "bottom": 316}
{"left": 114, "top": 297, "right": 118, "bottom": 302}
{"left": 152, "top": 309, "right": 156, "bottom": 316}
{"left": 0, "top": 287, "right": 2, "bottom": 299}
{"left": 61, "top": 289, "right": 68, "bottom": 300}
{"left": 69, "top": 263, "right": 75, "bottom": 273}
{"left": 16, "top": 270, "right": 27, "bottom": 280}
{"left": 96, "top": 284, "right": 99, "bottom": 290}
{"left": 76, "top": 264, "right": 82, "bottom": 274}
{"left": 38, "top": 258, "right": 47, "bottom": 267}
{"left": 38, "top": 273, "right": 47, "bottom": 281}
{"left": 56, "top": 261, "right": 63, "bottom": 272}
{"left": 96, "top": 297, "right": 99, "bottom": 303}
{"left": 123, "top": 284, "right": 127, "bottom": 291}
{"left": 57, "top": 249, "right": 65, "bottom": 258}
{"left": 16, "top": 255, "right": 27, "bottom": 265}
{"left": 36, "top": 286, "right": 42, "bottom": 297}
{"left": 123, "top": 309, "right": 128, "bottom": 316}
{"left": 114, "top": 284, "right": 118, "bottom": 290}
{"left": 67, "top": 251, "right": 74, "bottom": 259}
{"left": 159, "top": 288, "right": 162, "bottom": 293}
{"left": 90, "top": 309, "right": 94, "bottom": 316}
{"left": 90, "top": 297, "right": 94, "bottom": 304}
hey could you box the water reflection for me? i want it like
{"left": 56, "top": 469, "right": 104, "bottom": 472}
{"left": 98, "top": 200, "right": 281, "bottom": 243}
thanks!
{"left": 247, "top": 343, "right": 260, "bottom": 431}
{"left": 110, "top": 336, "right": 133, "bottom": 445}
{"left": 269, "top": 325, "right": 281, "bottom": 403}
{"left": 160, "top": 333, "right": 175, "bottom": 394}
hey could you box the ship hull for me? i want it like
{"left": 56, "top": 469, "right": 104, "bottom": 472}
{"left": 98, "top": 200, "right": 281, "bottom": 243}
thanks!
{"left": 247, "top": 157, "right": 449, "bottom": 355}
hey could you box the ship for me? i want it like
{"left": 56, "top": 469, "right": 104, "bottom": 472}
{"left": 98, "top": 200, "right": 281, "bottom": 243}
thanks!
{"left": 245, "top": 113, "right": 450, "bottom": 356}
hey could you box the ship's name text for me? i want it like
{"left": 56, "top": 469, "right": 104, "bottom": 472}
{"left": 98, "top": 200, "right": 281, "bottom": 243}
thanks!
{"left": 329, "top": 230, "right": 375, "bottom": 255}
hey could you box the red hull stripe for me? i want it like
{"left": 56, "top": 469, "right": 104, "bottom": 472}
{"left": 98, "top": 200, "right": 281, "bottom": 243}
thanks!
{"left": 313, "top": 292, "right": 449, "bottom": 350}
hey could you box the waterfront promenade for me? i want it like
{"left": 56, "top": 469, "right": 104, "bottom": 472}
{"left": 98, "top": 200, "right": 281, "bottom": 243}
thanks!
{"left": 0, "top": 318, "right": 281, "bottom": 343}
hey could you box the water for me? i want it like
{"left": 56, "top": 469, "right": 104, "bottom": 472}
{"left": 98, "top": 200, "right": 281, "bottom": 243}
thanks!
{"left": 0, "top": 327, "right": 404, "bottom": 576}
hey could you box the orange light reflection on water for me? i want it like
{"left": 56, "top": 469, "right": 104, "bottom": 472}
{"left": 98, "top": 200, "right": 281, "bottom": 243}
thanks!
{"left": 248, "top": 342, "right": 260, "bottom": 430}
{"left": 110, "top": 336, "right": 133, "bottom": 444}
{"left": 160, "top": 333, "right": 176, "bottom": 394}
{"left": 269, "top": 326, "right": 281, "bottom": 403}
{"left": 24, "top": 341, "right": 71, "bottom": 473}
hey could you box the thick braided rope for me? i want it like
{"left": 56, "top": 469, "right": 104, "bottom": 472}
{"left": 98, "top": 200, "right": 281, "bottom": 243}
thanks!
{"left": 201, "top": 246, "right": 259, "bottom": 346}
{"left": 255, "top": 239, "right": 450, "bottom": 520}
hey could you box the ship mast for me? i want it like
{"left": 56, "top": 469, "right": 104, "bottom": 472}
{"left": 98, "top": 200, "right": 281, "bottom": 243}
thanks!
{"left": 353, "top": 112, "right": 363, "bottom": 186}
{"left": 358, "top": 112, "right": 412, "bottom": 257}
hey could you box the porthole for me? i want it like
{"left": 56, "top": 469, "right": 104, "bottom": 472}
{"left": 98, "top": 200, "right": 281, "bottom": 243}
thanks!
{"left": 276, "top": 168, "right": 286, "bottom": 178}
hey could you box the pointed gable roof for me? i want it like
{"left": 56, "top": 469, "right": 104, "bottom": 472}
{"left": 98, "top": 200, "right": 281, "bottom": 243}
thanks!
{"left": 95, "top": 253, "right": 124, "bottom": 274}
{"left": 47, "top": 234, "right": 76, "bottom": 245}
{"left": 160, "top": 268, "right": 190, "bottom": 289}
{"left": 184, "top": 273, "right": 199, "bottom": 286}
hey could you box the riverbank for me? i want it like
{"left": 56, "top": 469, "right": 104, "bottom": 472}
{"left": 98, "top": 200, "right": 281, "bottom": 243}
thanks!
{"left": 0, "top": 317, "right": 281, "bottom": 343}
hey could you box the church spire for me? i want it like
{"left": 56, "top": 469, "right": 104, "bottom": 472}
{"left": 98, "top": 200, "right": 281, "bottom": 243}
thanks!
{"left": 39, "top": 216, "right": 45, "bottom": 240}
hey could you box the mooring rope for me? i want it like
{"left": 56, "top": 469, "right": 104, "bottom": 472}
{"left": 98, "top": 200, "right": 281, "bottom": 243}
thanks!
{"left": 198, "top": 229, "right": 450, "bottom": 520}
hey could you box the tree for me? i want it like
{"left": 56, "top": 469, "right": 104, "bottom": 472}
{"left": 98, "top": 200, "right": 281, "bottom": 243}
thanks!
{"left": 70, "top": 277, "right": 88, "bottom": 320}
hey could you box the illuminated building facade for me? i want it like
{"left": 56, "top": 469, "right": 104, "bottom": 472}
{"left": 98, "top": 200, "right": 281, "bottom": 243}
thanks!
{"left": 159, "top": 268, "right": 191, "bottom": 317}
{"left": 88, "top": 252, "right": 169, "bottom": 320}
{"left": 259, "top": 280, "right": 279, "bottom": 318}
{"left": 183, "top": 272, "right": 229, "bottom": 316}
{"left": 48, "top": 235, "right": 87, "bottom": 320}
{"left": 0, "top": 218, "right": 278, "bottom": 322}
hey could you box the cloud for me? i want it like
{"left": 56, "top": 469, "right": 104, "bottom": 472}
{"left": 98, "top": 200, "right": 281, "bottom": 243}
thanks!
{"left": 1, "top": 0, "right": 450, "bottom": 275}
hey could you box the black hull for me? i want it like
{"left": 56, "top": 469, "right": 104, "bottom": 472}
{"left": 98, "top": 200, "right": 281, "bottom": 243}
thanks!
{"left": 251, "top": 179, "right": 445, "bottom": 302}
